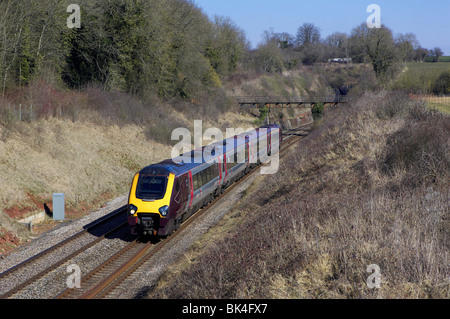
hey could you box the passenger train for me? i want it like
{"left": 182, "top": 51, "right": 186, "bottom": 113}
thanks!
{"left": 127, "top": 124, "right": 282, "bottom": 237}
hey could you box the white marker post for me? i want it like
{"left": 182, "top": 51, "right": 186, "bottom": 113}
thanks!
{"left": 53, "top": 193, "right": 65, "bottom": 221}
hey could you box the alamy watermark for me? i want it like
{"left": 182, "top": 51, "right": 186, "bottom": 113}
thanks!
{"left": 67, "top": 4, "right": 81, "bottom": 29}
{"left": 366, "top": 4, "right": 381, "bottom": 29}
{"left": 66, "top": 264, "right": 81, "bottom": 289}
{"left": 366, "top": 264, "right": 381, "bottom": 289}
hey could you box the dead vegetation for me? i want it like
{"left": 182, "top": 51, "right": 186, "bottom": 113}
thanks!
{"left": 148, "top": 91, "right": 449, "bottom": 299}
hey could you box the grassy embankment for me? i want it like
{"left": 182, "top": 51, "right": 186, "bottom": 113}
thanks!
{"left": 0, "top": 84, "right": 251, "bottom": 252}
{"left": 148, "top": 90, "right": 449, "bottom": 299}
{"left": 0, "top": 67, "right": 330, "bottom": 254}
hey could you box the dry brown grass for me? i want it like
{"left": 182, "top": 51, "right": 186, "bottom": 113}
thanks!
{"left": 147, "top": 91, "right": 449, "bottom": 299}
{"left": 0, "top": 118, "right": 170, "bottom": 216}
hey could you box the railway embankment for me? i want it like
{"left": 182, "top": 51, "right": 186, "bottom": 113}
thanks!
{"left": 0, "top": 69, "right": 323, "bottom": 255}
{"left": 0, "top": 108, "right": 255, "bottom": 255}
{"left": 147, "top": 90, "right": 449, "bottom": 299}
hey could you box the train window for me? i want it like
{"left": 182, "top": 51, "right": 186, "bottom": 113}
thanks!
{"left": 206, "top": 169, "right": 210, "bottom": 183}
{"left": 136, "top": 175, "right": 168, "bottom": 200}
{"left": 199, "top": 172, "right": 205, "bottom": 187}
{"left": 200, "top": 171, "right": 206, "bottom": 187}
{"left": 207, "top": 166, "right": 213, "bottom": 181}
{"left": 193, "top": 174, "right": 199, "bottom": 190}
{"left": 226, "top": 155, "right": 233, "bottom": 170}
{"left": 236, "top": 148, "right": 245, "bottom": 164}
{"left": 195, "top": 165, "right": 216, "bottom": 187}
{"left": 258, "top": 137, "right": 267, "bottom": 154}
{"left": 203, "top": 172, "right": 207, "bottom": 186}
{"left": 194, "top": 169, "right": 209, "bottom": 189}
{"left": 199, "top": 173, "right": 204, "bottom": 188}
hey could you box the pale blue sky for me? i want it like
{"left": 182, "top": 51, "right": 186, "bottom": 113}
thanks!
{"left": 193, "top": 0, "right": 450, "bottom": 55}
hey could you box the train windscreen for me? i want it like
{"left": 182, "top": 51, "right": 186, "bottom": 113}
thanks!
{"left": 136, "top": 175, "right": 168, "bottom": 200}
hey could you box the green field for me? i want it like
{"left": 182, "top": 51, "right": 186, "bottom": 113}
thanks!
{"left": 392, "top": 62, "right": 450, "bottom": 93}
{"left": 429, "top": 103, "right": 450, "bottom": 114}
{"left": 425, "top": 96, "right": 450, "bottom": 114}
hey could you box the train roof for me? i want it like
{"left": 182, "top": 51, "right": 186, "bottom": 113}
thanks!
{"left": 140, "top": 136, "right": 245, "bottom": 177}
{"left": 138, "top": 125, "right": 281, "bottom": 177}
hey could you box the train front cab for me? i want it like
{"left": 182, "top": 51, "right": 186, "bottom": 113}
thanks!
{"left": 128, "top": 166, "right": 177, "bottom": 237}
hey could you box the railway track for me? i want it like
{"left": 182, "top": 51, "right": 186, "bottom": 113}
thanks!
{"left": 57, "top": 162, "right": 265, "bottom": 299}
{"left": 0, "top": 207, "right": 129, "bottom": 299}
{"left": 56, "top": 239, "right": 152, "bottom": 299}
{"left": 57, "top": 124, "right": 311, "bottom": 299}
{"left": 0, "top": 123, "right": 311, "bottom": 299}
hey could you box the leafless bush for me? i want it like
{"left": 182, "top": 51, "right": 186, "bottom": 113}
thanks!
{"left": 382, "top": 112, "right": 449, "bottom": 188}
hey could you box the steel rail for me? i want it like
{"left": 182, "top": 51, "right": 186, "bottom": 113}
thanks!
{"left": 0, "top": 215, "right": 128, "bottom": 299}
{"left": 0, "top": 206, "right": 127, "bottom": 281}
{"left": 55, "top": 239, "right": 150, "bottom": 299}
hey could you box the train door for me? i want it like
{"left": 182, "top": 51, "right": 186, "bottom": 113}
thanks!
{"left": 223, "top": 153, "right": 228, "bottom": 180}
{"left": 245, "top": 137, "right": 249, "bottom": 168}
{"left": 178, "top": 174, "right": 189, "bottom": 213}
{"left": 188, "top": 171, "right": 194, "bottom": 209}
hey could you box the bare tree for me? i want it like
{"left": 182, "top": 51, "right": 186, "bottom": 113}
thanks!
{"left": 350, "top": 23, "right": 398, "bottom": 78}
{"left": 0, "top": 0, "right": 26, "bottom": 95}
{"left": 276, "top": 32, "right": 295, "bottom": 49}
{"left": 295, "top": 23, "right": 321, "bottom": 47}
{"left": 432, "top": 47, "right": 444, "bottom": 62}
{"left": 395, "top": 33, "right": 420, "bottom": 62}
{"left": 414, "top": 47, "right": 429, "bottom": 63}
{"left": 326, "top": 32, "right": 349, "bottom": 58}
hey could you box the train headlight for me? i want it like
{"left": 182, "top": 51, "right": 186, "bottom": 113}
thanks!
{"left": 159, "top": 205, "right": 169, "bottom": 217}
{"left": 128, "top": 204, "right": 138, "bottom": 216}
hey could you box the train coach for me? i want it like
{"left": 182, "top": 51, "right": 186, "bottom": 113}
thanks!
{"left": 127, "top": 124, "right": 282, "bottom": 237}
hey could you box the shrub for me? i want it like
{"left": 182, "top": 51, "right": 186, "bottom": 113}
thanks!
{"left": 382, "top": 114, "right": 449, "bottom": 187}
{"left": 311, "top": 102, "right": 324, "bottom": 120}
{"left": 253, "top": 106, "right": 270, "bottom": 125}
{"left": 432, "top": 71, "right": 450, "bottom": 95}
